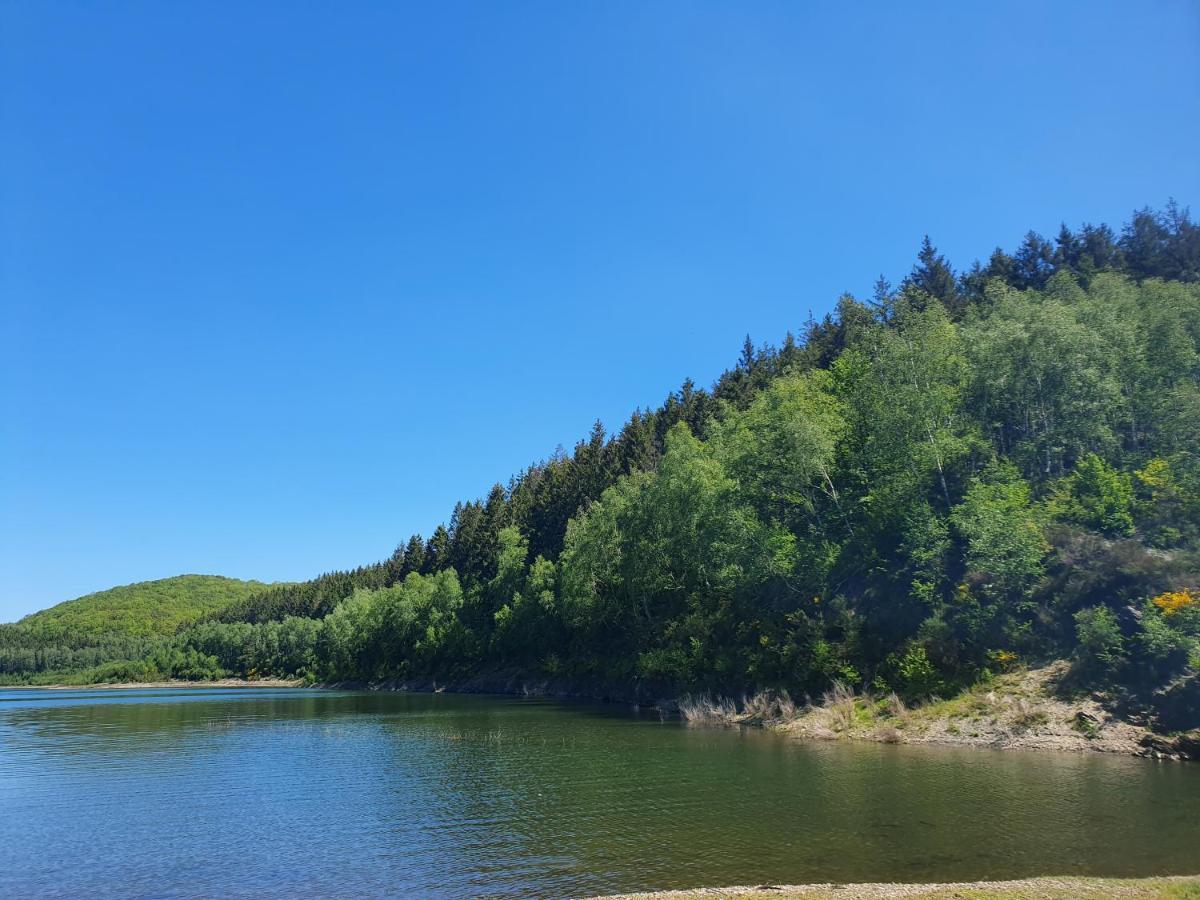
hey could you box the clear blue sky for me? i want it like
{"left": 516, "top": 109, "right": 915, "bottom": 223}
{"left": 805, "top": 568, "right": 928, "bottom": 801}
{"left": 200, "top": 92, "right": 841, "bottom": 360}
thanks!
{"left": 2, "top": 1, "right": 1198, "bottom": 620}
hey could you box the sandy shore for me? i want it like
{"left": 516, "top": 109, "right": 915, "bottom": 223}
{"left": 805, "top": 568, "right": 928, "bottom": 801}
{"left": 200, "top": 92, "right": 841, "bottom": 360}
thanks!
{"left": 592, "top": 875, "right": 1200, "bottom": 899}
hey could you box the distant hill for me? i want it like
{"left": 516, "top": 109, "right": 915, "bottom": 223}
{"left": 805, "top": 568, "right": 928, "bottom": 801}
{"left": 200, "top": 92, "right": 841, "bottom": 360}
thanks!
{"left": 14, "top": 575, "right": 275, "bottom": 640}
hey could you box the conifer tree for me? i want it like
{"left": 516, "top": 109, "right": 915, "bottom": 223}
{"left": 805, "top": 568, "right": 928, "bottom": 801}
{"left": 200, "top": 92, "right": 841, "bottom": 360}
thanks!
{"left": 1012, "top": 231, "right": 1055, "bottom": 289}
{"left": 424, "top": 525, "right": 450, "bottom": 574}
{"left": 906, "top": 235, "right": 959, "bottom": 310}
{"left": 400, "top": 534, "right": 426, "bottom": 577}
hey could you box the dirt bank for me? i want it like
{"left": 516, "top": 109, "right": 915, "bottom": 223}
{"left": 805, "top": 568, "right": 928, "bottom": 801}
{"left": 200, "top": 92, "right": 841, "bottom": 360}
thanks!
{"left": 684, "top": 663, "right": 1200, "bottom": 760}
{"left": 322, "top": 662, "right": 1200, "bottom": 760}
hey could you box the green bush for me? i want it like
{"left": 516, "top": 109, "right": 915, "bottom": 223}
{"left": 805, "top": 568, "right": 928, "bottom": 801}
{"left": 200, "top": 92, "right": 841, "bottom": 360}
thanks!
{"left": 1074, "top": 606, "right": 1126, "bottom": 675}
{"left": 887, "top": 645, "right": 943, "bottom": 699}
{"left": 1066, "top": 454, "right": 1134, "bottom": 537}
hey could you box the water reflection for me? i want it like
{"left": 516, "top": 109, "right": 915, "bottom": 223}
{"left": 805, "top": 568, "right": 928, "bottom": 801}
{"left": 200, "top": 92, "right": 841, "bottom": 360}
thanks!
{"left": 1, "top": 688, "right": 1197, "bottom": 898}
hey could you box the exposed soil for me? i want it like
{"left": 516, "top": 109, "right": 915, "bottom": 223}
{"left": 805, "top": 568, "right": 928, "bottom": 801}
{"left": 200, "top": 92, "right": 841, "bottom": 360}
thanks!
{"left": 683, "top": 662, "right": 1199, "bottom": 760}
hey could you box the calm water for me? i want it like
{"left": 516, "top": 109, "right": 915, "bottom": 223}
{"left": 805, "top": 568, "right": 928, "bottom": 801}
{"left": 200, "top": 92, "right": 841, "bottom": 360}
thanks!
{"left": 1, "top": 688, "right": 1197, "bottom": 898}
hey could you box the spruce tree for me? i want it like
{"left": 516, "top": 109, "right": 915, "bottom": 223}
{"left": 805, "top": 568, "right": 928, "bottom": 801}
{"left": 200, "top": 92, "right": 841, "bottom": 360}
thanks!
{"left": 424, "top": 525, "right": 450, "bottom": 574}
{"left": 400, "top": 534, "right": 426, "bottom": 577}
{"left": 1013, "top": 231, "right": 1055, "bottom": 289}
{"left": 906, "top": 236, "right": 958, "bottom": 310}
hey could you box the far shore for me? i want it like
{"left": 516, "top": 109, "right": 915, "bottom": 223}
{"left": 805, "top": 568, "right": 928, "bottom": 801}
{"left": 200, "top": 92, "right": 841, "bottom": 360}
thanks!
{"left": 592, "top": 874, "right": 1200, "bottom": 899}
{"left": 10, "top": 678, "right": 305, "bottom": 691}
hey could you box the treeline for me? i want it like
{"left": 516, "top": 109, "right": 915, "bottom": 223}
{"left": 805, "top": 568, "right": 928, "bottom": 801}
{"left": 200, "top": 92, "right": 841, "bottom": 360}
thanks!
{"left": 0, "top": 626, "right": 167, "bottom": 678}
{"left": 217, "top": 202, "right": 1200, "bottom": 628}
{"left": 0, "top": 575, "right": 268, "bottom": 680}
{"left": 6, "top": 204, "right": 1200, "bottom": 715}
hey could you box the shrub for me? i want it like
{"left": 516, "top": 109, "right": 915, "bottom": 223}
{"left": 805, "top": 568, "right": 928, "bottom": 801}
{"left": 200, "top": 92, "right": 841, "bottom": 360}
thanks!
{"left": 885, "top": 645, "right": 943, "bottom": 700}
{"left": 1134, "top": 457, "right": 1200, "bottom": 547}
{"left": 1152, "top": 589, "right": 1197, "bottom": 618}
{"left": 1135, "top": 607, "right": 1191, "bottom": 678}
{"left": 1074, "top": 606, "right": 1126, "bottom": 675}
{"left": 1065, "top": 454, "right": 1134, "bottom": 536}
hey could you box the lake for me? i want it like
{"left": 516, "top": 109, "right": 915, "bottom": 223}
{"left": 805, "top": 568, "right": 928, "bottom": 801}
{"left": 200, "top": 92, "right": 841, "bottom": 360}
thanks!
{"left": 1, "top": 687, "right": 1197, "bottom": 898}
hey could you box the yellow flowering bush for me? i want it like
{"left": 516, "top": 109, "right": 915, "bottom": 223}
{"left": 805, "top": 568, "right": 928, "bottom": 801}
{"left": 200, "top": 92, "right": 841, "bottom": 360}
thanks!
{"left": 1152, "top": 590, "right": 1196, "bottom": 617}
{"left": 987, "top": 649, "right": 1019, "bottom": 672}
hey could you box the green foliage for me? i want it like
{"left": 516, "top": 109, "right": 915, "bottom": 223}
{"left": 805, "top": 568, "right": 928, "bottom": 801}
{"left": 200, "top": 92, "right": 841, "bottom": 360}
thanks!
{"left": 0, "top": 576, "right": 272, "bottom": 679}
{"left": 964, "top": 289, "right": 1123, "bottom": 477}
{"left": 185, "top": 616, "right": 321, "bottom": 678}
{"left": 1135, "top": 457, "right": 1200, "bottom": 547}
{"left": 9, "top": 205, "right": 1200, "bottom": 712}
{"left": 560, "top": 423, "right": 795, "bottom": 687}
{"left": 1074, "top": 606, "right": 1126, "bottom": 675}
{"left": 1065, "top": 454, "right": 1134, "bottom": 536}
{"left": 15, "top": 575, "right": 270, "bottom": 640}
{"left": 712, "top": 369, "right": 845, "bottom": 527}
{"left": 316, "top": 570, "right": 466, "bottom": 682}
{"left": 887, "top": 645, "right": 943, "bottom": 699}
{"left": 1136, "top": 606, "right": 1191, "bottom": 672}
{"left": 951, "top": 465, "right": 1047, "bottom": 604}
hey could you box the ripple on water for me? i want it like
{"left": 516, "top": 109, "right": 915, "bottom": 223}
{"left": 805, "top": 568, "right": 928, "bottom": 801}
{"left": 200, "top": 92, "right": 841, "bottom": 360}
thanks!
{"left": 1, "top": 687, "right": 1198, "bottom": 898}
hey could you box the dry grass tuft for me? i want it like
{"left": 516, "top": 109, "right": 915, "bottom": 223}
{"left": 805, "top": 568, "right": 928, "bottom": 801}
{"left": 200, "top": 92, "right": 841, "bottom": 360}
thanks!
{"left": 823, "top": 681, "right": 858, "bottom": 731}
{"left": 678, "top": 694, "right": 738, "bottom": 724}
{"left": 678, "top": 690, "right": 803, "bottom": 726}
{"left": 884, "top": 692, "right": 907, "bottom": 718}
{"left": 875, "top": 723, "right": 904, "bottom": 744}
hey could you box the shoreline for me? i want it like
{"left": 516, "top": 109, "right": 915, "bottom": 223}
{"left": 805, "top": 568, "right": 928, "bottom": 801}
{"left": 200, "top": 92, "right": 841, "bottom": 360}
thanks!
{"left": 590, "top": 875, "right": 1200, "bottom": 899}
{"left": 11, "top": 668, "right": 1197, "bottom": 761}
{"left": 325, "top": 663, "right": 1200, "bottom": 761}
{"left": 8, "top": 678, "right": 305, "bottom": 691}
{"left": 678, "top": 663, "right": 1200, "bottom": 762}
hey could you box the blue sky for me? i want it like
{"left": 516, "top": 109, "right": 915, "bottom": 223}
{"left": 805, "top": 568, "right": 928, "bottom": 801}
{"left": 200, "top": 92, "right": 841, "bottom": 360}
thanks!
{"left": 2, "top": 1, "right": 1198, "bottom": 620}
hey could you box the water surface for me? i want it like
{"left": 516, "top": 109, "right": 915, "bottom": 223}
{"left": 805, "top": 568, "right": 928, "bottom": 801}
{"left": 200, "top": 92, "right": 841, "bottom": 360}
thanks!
{"left": 1, "top": 687, "right": 1197, "bottom": 897}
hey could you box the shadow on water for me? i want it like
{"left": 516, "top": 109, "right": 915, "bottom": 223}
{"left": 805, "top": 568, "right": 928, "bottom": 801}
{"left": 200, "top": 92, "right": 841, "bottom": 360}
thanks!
{"left": 1, "top": 688, "right": 1198, "bottom": 898}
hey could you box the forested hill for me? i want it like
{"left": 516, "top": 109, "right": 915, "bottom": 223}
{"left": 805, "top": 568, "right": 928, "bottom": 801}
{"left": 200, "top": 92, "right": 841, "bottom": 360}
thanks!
{"left": 0, "top": 576, "right": 272, "bottom": 677}
{"left": 17, "top": 575, "right": 273, "bottom": 637}
{"left": 4, "top": 204, "right": 1199, "bottom": 724}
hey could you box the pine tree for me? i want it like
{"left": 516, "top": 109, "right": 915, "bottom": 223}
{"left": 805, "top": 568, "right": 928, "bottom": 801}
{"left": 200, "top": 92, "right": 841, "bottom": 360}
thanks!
{"left": 1013, "top": 231, "right": 1055, "bottom": 289}
{"left": 424, "top": 525, "right": 450, "bottom": 574}
{"left": 984, "top": 247, "right": 1016, "bottom": 286}
{"left": 740, "top": 334, "right": 756, "bottom": 371}
{"left": 958, "top": 260, "right": 988, "bottom": 302}
{"left": 1053, "top": 223, "right": 1080, "bottom": 274}
{"left": 400, "top": 534, "right": 426, "bottom": 577}
{"left": 1159, "top": 200, "right": 1200, "bottom": 282}
{"left": 478, "top": 483, "right": 512, "bottom": 580}
{"left": 906, "top": 236, "right": 959, "bottom": 310}
{"left": 870, "top": 274, "right": 895, "bottom": 321}
{"left": 1078, "top": 223, "right": 1121, "bottom": 276}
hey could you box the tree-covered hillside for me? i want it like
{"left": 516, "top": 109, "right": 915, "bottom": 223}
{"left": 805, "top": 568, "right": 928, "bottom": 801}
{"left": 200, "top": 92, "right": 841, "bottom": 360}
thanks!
{"left": 0, "top": 576, "right": 274, "bottom": 679}
{"left": 6, "top": 205, "right": 1200, "bottom": 727}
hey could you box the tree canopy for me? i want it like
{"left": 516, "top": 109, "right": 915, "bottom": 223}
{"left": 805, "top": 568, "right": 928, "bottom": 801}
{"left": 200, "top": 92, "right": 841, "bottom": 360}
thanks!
{"left": 5, "top": 203, "right": 1199, "bottom": 725}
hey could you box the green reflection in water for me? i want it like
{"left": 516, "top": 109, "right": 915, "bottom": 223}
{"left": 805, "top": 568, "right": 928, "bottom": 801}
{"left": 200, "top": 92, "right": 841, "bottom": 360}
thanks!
{"left": 1, "top": 688, "right": 1197, "bottom": 898}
